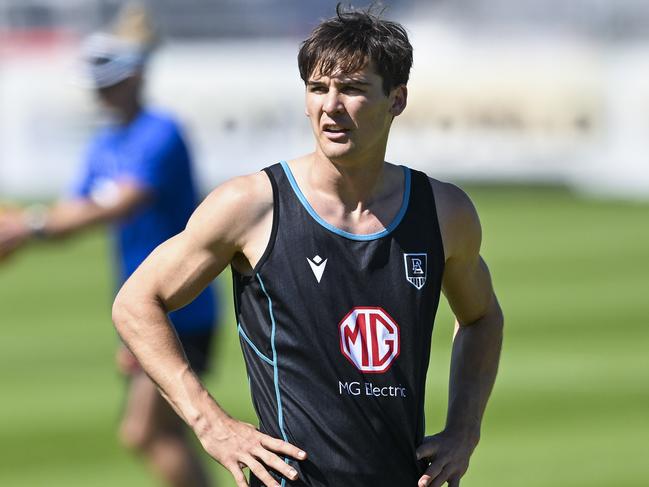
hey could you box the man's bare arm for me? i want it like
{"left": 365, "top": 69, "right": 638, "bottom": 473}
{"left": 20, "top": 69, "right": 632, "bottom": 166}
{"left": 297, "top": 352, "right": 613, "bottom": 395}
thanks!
{"left": 417, "top": 182, "right": 504, "bottom": 487}
{"left": 112, "top": 174, "right": 306, "bottom": 487}
{"left": 0, "top": 182, "right": 150, "bottom": 259}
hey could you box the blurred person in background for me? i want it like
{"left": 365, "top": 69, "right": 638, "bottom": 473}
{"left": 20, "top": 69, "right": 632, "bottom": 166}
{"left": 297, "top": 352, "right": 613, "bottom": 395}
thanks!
{"left": 111, "top": 4, "right": 503, "bottom": 487}
{"left": 0, "top": 12, "right": 218, "bottom": 487}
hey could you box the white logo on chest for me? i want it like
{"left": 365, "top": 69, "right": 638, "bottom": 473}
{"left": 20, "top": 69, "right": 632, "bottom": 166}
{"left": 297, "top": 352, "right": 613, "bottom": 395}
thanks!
{"left": 307, "top": 255, "right": 328, "bottom": 283}
{"left": 404, "top": 253, "right": 427, "bottom": 290}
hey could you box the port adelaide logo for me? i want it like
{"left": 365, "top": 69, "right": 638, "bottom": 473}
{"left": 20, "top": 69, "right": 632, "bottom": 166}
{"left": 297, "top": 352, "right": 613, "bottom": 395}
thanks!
{"left": 339, "top": 307, "right": 400, "bottom": 373}
{"left": 403, "top": 253, "right": 427, "bottom": 290}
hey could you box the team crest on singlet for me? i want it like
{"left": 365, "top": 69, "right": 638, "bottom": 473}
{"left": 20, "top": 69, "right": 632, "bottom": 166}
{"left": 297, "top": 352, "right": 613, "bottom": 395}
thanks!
{"left": 403, "top": 253, "right": 427, "bottom": 290}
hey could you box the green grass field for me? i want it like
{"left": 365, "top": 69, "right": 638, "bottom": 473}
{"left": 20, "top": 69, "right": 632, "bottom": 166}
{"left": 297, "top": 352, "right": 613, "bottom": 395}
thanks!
{"left": 1, "top": 186, "right": 647, "bottom": 486}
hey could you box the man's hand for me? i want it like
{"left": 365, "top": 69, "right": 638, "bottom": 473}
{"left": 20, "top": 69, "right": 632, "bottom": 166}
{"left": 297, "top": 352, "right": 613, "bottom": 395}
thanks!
{"left": 416, "top": 429, "right": 479, "bottom": 487}
{"left": 0, "top": 209, "right": 31, "bottom": 261}
{"left": 197, "top": 416, "right": 307, "bottom": 487}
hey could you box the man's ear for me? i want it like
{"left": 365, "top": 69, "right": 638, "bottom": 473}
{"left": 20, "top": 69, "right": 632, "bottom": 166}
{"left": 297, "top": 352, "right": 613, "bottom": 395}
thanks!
{"left": 389, "top": 85, "right": 408, "bottom": 117}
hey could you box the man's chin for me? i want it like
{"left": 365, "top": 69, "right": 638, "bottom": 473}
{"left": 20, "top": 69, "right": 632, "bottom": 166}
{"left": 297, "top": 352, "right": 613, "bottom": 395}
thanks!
{"left": 318, "top": 141, "right": 356, "bottom": 161}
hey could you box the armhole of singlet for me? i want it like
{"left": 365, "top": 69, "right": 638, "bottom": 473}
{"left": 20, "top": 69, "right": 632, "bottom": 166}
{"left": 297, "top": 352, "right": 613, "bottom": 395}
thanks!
{"left": 250, "top": 166, "right": 280, "bottom": 274}
{"left": 421, "top": 172, "right": 446, "bottom": 265}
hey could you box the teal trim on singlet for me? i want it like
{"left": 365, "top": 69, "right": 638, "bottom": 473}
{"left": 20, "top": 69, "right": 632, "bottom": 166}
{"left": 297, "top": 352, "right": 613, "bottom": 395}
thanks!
{"left": 238, "top": 323, "right": 274, "bottom": 366}
{"left": 280, "top": 160, "right": 411, "bottom": 241}
{"left": 256, "top": 273, "right": 290, "bottom": 486}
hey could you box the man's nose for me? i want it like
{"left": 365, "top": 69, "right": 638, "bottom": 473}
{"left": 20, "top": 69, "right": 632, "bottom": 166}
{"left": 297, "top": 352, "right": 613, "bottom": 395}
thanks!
{"left": 322, "top": 90, "right": 344, "bottom": 115}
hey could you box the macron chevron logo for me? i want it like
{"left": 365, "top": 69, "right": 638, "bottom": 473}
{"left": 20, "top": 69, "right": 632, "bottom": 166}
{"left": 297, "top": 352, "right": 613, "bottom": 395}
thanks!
{"left": 307, "top": 255, "right": 328, "bottom": 283}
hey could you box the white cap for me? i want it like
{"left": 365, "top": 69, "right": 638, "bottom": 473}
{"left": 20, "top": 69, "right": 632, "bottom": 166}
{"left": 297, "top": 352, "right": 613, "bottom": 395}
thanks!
{"left": 78, "top": 32, "right": 146, "bottom": 89}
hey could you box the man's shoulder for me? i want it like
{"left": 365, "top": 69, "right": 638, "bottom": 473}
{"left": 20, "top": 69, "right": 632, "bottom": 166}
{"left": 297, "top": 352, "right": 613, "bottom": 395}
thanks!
{"left": 125, "top": 110, "right": 191, "bottom": 170}
{"left": 428, "top": 178, "right": 476, "bottom": 215}
{"left": 182, "top": 170, "right": 274, "bottom": 255}
{"left": 140, "top": 108, "right": 180, "bottom": 130}
{"left": 87, "top": 125, "right": 115, "bottom": 149}
{"left": 401, "top": 167, "right": 477, "bottom": 220}
{"left": 133, "top": 109, "right": 184, "bottom": 146}
{"left": 425, "top": 176, "right": 481, "bottom": 260}
{"left": 194, "top": 171, "right": 273, "bottom": 231}
{"left": 211, "top": 171, "right": 273, "bottom": 209}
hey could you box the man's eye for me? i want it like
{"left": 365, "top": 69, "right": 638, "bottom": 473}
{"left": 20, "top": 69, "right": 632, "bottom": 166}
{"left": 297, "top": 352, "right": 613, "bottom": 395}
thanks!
{"left": 309, "top": 86, "right": 327, "bottom": 93}
{"left": 342, "top": 86, "right": 363, "bottom": 94}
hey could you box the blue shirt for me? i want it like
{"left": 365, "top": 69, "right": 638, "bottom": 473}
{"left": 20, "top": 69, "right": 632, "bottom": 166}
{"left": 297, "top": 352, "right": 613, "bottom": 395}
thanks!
{"left": 73, "top": 109, "right": 216, "bottom": 333}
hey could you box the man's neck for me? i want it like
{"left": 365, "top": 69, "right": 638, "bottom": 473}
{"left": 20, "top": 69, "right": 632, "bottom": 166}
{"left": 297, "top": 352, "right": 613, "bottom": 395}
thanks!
{"left": 115, "top": 102, "right": 143, "bottom": 126}
{"left": 309, "top": 151, "right": 390, "bottom": 211}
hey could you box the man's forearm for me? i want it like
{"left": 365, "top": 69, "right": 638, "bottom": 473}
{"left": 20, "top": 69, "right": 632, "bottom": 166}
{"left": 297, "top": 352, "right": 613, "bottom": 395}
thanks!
{"left": 445, "top": 301, "right": 503, "bottom": 442}
{"left": 111, "top": 283, "right": 307, "bottom": 484}
{"left": 0, "top": 196, "right": 145, "bottom": 259}
{"left": 111, "top": 286, "right": 223, "bottom": 430}
{"left": 34, "top": 180, "right": 151, "bottom": 239}
{"left": 40, "top": 198, "right": 137, "bottom": 238}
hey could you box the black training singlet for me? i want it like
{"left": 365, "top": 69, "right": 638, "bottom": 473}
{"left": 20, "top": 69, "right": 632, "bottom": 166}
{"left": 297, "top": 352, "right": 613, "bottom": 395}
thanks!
{"left": 232, "top": 161, "right": 445, "bottom": 486}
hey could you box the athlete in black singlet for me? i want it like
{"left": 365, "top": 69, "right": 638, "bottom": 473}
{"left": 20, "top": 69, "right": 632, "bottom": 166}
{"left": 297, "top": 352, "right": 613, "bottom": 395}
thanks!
{"left": 236, "top": 163, "right": 444, "bottom": 486}
{"left": 112, "top": 6, "right": 503, "bottom": 487}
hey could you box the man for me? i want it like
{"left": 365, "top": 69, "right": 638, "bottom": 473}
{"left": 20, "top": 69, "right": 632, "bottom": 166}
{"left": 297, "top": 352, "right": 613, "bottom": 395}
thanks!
{"left": 112, "top": 6, "right": 503, "bottom": 487}
{"left": 0, "top": 33, "right": 217, "bottom": 487}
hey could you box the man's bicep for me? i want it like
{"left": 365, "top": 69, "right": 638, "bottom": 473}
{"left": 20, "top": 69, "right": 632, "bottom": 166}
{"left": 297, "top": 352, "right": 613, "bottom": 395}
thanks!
{"left": 121, "top": 173, "right": 271, "bottom": 311}
{"left": 435, "top": 180, "right": 497, "bottom": 326}
{"left": 133, "top": 229, "right": 233, "bottom": 313}
{"left": 442, "top": 254, "right": 495, "bottom": 326}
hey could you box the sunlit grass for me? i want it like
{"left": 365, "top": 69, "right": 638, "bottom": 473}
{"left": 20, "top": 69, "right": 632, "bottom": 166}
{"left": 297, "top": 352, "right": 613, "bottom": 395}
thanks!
{"left": 0, "top": 187, "right": 647, "bottom": 486}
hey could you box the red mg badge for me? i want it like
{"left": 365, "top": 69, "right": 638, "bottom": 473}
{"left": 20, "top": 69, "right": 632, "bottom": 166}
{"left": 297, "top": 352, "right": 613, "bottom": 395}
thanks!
{"left": 339, "top": 307, "right": 400, "bottom": 373}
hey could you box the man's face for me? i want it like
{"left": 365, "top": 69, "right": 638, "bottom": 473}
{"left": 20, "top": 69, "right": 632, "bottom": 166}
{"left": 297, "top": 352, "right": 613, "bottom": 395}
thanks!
{"left": 95, "top": 75, "right": 140, "bottom": 115}
{"left": 305, "top": 62, "right": 407, "bottom": 164}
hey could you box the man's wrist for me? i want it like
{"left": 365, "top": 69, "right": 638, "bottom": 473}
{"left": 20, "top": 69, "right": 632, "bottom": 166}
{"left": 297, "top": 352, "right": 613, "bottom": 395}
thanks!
{"left": 443, "top": 414, "right": 481, "bottom": 444}
{"left": 22, "top": 204, "right": 49, "bottom": 239}
{"left": 190, "top": 391, "right": 233, "bottom": 443}
{"left": 442, "top": 423, "right": 481, "bottom": 450}
{"left": 182, "top": 380, "right": 227, "bottom": 433}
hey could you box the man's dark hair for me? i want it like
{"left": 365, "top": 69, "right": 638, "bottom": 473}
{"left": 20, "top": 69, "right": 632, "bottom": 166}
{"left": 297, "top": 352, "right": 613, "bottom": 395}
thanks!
{"left": 298, "top": 3, "right": 413, "bottom": 95}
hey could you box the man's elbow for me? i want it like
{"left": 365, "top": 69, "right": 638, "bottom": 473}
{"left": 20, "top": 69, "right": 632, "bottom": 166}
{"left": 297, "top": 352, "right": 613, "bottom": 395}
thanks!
{"left": 482, "top": 298, "right": 504, "bottom": 341}
{"left": 111, "top": 285, "right": 139, "bottom": 338}
{"left": 463, "top": 298, "right": 504, "bottom": 338}
{"left": 492, "top": 299, "right": 504, "bottom": 329}
{"left": 462, "top": 296, "right": 503, "bottom": 330}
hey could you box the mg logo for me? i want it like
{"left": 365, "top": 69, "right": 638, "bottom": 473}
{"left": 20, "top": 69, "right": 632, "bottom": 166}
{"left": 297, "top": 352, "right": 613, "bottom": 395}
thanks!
{"left": 339, "top": 307, "right": 401, "bottom": 373}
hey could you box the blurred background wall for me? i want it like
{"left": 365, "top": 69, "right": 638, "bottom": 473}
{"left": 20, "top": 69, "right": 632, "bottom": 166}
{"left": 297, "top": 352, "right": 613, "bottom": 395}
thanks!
{"left": 2, "top": 0, "right": 649, "bottom": 199}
